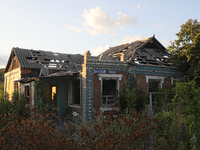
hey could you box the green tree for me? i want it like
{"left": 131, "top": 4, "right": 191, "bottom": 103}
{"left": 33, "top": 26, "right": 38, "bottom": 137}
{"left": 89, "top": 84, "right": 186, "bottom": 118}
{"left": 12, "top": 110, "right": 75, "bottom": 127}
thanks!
{"left": 168, "top": 19, "right": 200, "bottom": 82}
{"left": 172, "top": 79, "right": 200, "bottom": 149}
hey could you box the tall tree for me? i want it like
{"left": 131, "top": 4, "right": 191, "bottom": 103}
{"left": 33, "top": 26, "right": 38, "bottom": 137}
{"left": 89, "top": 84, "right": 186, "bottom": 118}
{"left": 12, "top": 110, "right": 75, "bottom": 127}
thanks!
{"left": 168, "top": 19, "right": 200, "bottom": 82}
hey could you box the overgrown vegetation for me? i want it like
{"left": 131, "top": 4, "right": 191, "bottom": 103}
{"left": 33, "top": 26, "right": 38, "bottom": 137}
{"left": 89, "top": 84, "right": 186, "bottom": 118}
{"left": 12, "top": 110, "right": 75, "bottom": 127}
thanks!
{"left": 119, "top": 81, "right": 148, "bottom": 113}
{"left": 0, "top": 68, "right": 4, "bottom": 91}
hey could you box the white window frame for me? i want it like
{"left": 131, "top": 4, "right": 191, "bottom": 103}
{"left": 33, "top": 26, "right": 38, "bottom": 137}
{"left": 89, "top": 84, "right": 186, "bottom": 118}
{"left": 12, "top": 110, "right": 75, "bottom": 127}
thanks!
{"left": 98, "top": 74, "right": 122, "bottom": 112}
{"left": 145, "top": 75, "right": 166, "bottom": 88}
{"left": 170, "top": 77, "right": 184, "bottom": 84}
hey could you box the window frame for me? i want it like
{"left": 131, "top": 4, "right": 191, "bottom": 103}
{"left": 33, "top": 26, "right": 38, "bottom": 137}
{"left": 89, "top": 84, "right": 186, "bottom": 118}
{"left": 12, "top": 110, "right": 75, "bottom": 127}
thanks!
{"left": 98, "top": 74, "right": 122, "bottom": 109}
{"left": 68, "top": 77, "right": 81, "bottom": 108}
{"left": 145, "top": 75, "right": 166, "bottom": 92}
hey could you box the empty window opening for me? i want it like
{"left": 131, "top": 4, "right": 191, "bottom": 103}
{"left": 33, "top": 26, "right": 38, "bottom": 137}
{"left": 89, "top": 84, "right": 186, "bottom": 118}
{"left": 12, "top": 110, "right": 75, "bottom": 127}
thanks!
{"left": 73, "top": 79, "right": 80, "bottom": 104}
{"left": 68, "top": 78, "right": 81, "bottom": 106}
{"left": 102, "top": 79, "right": 117, "bottom": 105}
{"left": 149, "top": 80, "right": 160, "bottom": 92}
{"left": 25, "top": 85, "right": 30, "bottom": 106}
{"left": 25, "top": 85, "right": 30, "bottom": 97}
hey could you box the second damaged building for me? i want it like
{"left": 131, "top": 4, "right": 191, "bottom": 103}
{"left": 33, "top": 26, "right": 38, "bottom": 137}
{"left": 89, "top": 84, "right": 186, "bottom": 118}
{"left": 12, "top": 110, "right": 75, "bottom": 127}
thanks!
{"left": 4, "top": 36, "right": 184, "bottom": 120}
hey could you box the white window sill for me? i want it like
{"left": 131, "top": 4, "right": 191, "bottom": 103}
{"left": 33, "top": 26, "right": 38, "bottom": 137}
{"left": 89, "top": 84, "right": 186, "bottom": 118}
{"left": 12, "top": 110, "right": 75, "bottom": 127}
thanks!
{"left": 69, "top": 104, "right": 81, "bottom": 108}
{"left": 100, "top": 107, "right": 120, "bottom": 112}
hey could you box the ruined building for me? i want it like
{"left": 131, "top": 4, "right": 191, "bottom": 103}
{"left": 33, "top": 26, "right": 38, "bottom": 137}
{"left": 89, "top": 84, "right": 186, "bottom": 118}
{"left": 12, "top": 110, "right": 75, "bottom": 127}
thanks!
{"left": 4, "top": 36, "right": 184, "bottom": 119}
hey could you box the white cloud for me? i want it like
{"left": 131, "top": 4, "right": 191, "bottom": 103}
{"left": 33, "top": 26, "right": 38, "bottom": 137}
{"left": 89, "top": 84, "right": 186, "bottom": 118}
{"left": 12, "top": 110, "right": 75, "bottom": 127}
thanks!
{"left": 90, "top": 45, "right": 110, "bottom": 56}
{"left": 119, "top": 35, "right": 144, "bottom": 44}
{"left": 0, "top": 54, "right": 8, "bottom": 68}
{"left": 136, "top": 5, "right": 140, "bottom": 9}
{"left": 162, "top": 39, "right": 169, "bottom": 44}
{"left": 82, "top": 7, "right": 137, "bottom": 35}
{"left": 152, "top": 24, "right": 164, "bottom": 29}
{"left": 64, "top": 6, "right": 138, "bottom": 36}
{"left": 63, "top": 24, "right": 82, "bottom": 33}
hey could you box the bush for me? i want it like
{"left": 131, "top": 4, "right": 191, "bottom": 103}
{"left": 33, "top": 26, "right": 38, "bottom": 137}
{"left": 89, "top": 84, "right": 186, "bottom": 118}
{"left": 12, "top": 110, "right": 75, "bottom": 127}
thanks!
{"left": 119, "top": 81, "right": 148, "bottom": 113}
{"left": 0, "top": 108, "right": 157, "bottom": 150}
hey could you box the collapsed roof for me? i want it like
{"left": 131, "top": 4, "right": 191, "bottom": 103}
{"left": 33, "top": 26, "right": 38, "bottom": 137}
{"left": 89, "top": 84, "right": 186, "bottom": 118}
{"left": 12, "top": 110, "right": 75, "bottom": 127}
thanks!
{"left": 5, "top": 47, "right": 85, "bottom": 76}
{"left": 98, "top": 36, "right": 172, "bottom": 67}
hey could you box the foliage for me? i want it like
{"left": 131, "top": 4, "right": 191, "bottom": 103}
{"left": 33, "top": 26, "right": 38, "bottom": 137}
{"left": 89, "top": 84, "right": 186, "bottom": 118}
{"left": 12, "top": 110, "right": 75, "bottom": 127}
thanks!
{"left": 34, "top": 79, "right": 48, "bottom": 110}
{"left": 0, "top": 107, "right": 157, "bottom": 150}
{"left": 154, "top": 104, "right": 191, "bottom": 149}
{"left": 172, "top": 79, "right": 200, "bottom": 149}
{"left": 0, "top": 68, "right": 5, "bottom": 83}
{"left": 119, "top": 81, "right": 148, "bottom": 113}
{"left": 168, "top": 19, "right": 200, "bottom": 82}
{"left": 152, "top": 88, "right": 174, "bottom": 114}
{"left": 0, "top": 89, "right": 29, "bottom": 118}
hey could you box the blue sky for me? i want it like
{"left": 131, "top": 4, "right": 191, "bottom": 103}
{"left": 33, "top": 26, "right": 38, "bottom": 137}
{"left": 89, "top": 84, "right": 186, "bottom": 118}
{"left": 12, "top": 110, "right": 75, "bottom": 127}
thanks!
{"left": 0, "top": 0, "right": 200, "bottom": 68}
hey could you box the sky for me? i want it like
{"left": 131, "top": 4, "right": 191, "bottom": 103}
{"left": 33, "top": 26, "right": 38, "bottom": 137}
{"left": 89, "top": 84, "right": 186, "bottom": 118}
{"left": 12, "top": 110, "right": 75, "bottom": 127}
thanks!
{"left": 0, "top": 0, "right": 200, "bottom": 68}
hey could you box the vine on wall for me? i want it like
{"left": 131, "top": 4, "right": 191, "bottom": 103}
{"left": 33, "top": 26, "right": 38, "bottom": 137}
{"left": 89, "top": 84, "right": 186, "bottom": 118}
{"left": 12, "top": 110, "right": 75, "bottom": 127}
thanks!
{"left": 34, "top": 79, "right": 48, "bottom": 110}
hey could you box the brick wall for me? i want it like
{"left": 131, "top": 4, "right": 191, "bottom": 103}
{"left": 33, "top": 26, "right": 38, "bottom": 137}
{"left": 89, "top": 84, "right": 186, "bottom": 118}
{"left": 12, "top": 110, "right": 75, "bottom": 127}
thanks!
{"left": 136, "top": 74, "right": 176, "bottom": 93}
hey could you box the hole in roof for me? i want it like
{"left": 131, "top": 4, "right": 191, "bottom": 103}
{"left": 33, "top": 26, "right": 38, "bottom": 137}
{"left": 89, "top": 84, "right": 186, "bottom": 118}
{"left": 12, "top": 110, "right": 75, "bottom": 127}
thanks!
{"left": 53, "top": 53, "right": 58, "bottom": 56}
{"left": 163, "top": 56, "right": 169, "bottom": 58}
{"left": 44, "top": 59, "right": 51, "bottom": 61}
{"left": 31, "top": 51, "right": 41, "bottom": 57}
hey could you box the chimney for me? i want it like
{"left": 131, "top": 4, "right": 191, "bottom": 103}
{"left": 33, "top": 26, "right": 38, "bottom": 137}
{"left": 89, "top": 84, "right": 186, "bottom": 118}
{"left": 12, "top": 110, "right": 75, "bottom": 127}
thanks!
{"left": 120, "top": 53, "right": 125, "bottom": 62}
{"left": 99, "top": 54, "right": 103, "bottom": 60}
{"left": 84, "top": 50, "right": 91, "bottom": 64}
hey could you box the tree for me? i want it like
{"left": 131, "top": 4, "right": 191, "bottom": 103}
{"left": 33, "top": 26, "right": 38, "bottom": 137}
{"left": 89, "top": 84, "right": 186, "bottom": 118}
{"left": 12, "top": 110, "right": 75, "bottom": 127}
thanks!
{"left": 168, "top": 19, "right": 200, "bottom": 83}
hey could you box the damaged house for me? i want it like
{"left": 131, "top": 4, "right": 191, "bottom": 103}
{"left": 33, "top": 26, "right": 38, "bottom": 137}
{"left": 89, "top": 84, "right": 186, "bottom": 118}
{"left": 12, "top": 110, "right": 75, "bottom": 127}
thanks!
{"left": 4, "top": 36, "right": 184, "bottom": 120}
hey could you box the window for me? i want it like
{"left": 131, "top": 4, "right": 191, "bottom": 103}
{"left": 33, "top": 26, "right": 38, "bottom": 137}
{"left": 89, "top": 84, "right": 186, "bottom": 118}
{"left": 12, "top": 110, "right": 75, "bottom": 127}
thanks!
{"left": 25, "top": 85, "right": 30, "bottom": 97}
{"left": 102, "top": 79, "right": 117, "bottom": 105}
{"left": 149, "top": 79, "right": 160, "bottom": 92}
{"left": 14, "top": 81, "right": 18, "bottom": 92}
{"left": 68, "top": 78, "right": 81, "bottom": 106}
{"left": 98, "top": 74, "right": 122, "bottom": 108}
{"left": 24, "top": 84, "right": 30, "bottom": 106}
{"left": 51, "top": 85, "right": 58, "bottom": 108}
{"left": 145, "top": 76, "right": 165, "bottom": 92}
{"left": 171, "top": 77, "right": 185, "bottom": 87}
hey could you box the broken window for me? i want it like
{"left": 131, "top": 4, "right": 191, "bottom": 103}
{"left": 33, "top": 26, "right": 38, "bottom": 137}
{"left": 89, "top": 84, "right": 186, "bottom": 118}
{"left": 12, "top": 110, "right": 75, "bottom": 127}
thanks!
{"left": 98, "top": 74, "right": 122, "bottom": 108}
{"left": 25, "top": 85, "right": 30, "bottom": 97}
{"left": 24, "top": 85, "right": 30, "bottom": 106}
{"left": 68, "top": 78, "right": 81, "bottom": 106}
{"left": 145, "top": 76, "right": 165, "bottom": 93}
{"left": 102, "top": 79, "right": 117, "bottom": 105}
{"left": 148, "top": 79, "right": 160, "bottom": 92}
